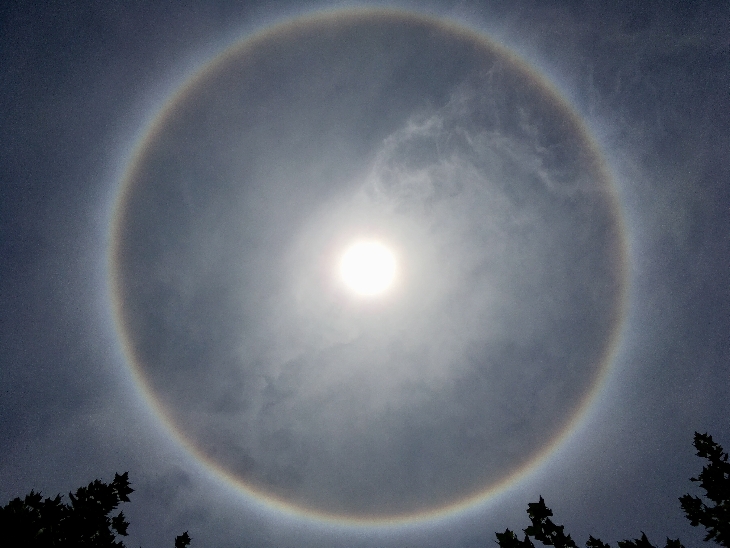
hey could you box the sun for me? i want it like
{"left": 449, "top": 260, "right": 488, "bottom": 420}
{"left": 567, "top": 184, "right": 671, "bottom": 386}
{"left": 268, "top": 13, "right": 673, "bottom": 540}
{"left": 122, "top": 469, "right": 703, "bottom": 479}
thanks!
{"left": 339, "top": 240, "right": 397, "bottom": 296}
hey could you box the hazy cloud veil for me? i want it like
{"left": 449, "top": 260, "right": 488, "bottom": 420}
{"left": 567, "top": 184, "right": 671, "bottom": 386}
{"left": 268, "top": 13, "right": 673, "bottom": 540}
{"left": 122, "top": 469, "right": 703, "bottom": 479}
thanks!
{"left": 112, "top": 11, "right": 625, "bottom": 521}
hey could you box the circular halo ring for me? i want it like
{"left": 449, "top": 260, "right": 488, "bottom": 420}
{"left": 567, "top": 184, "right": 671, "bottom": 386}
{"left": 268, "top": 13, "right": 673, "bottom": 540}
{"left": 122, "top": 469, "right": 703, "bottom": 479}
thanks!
{"left": 108, "top": 7, "right": 629, "bottom": 528}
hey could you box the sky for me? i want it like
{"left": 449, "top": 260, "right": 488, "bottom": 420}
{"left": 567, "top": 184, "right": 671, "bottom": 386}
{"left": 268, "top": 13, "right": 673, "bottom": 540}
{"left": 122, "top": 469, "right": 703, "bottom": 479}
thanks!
{"left": 1, "top": 1, "right": 728, "bottom": 547}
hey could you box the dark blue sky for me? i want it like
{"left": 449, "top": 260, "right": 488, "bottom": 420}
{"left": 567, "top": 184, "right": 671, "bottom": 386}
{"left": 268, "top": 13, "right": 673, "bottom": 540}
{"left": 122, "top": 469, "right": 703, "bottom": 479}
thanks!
{"left": 1, "top": 2, "right": 728, "bottom": 547}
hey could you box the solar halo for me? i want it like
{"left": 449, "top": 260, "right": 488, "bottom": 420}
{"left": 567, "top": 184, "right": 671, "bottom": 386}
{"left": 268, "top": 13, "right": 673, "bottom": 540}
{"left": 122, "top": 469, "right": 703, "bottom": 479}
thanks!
{"left": 109, "top": 7, "right": 628, "bottom": 527}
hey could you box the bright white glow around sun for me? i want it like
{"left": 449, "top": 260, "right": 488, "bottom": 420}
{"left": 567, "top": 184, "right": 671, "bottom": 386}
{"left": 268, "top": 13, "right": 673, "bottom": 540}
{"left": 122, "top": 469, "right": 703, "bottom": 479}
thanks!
{"left": 339, "top": 240, "right": 397, "bottom": 296}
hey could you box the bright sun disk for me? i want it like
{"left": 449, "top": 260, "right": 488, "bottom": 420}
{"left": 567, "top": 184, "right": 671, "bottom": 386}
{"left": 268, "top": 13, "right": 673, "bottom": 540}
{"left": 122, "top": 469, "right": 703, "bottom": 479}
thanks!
{"left": 339, "top": 241, "right": 397, "bottom": 296}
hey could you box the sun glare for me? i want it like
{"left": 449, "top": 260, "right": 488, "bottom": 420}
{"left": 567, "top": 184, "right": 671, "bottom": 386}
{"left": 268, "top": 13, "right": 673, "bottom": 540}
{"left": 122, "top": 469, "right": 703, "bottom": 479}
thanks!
{"left": 339, "top": 240, "right": 397, "bottom": 296}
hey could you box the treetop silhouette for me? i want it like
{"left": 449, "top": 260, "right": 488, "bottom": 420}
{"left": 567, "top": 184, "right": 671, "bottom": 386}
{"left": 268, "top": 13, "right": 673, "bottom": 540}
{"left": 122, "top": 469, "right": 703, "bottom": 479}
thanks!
{"left": 497, "top": 432, "right": 730, "bottom": 548}
{"left": 679, "top": 433, "right": 730, "bottom": 546}
{"left": 1, "top": 432, "right": 727, "bottom": 547}
{"left": 0, "top": 471, "right": 189, "bottom": 547}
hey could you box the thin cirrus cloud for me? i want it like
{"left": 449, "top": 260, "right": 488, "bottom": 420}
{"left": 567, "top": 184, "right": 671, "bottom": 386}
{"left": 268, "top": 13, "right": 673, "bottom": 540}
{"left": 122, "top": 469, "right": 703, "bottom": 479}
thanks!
{"left": 109, "top": 8, "right": 626, "bottom": 525}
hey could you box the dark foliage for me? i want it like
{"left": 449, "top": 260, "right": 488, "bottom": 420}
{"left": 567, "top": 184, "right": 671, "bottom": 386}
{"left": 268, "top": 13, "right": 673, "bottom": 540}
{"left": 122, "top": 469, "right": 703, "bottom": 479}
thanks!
{"left": 0, "top": 472, "right": 190, "bottom": 547}
{"left": 175, "top": 531, "right": 192, "bottom": 548}
{"left": 1, "top": 432, "right": 726, "bottom": 547}
{"left": 680, "top": 433, "right": 730, "bottom": 547}
{"left": 497, "top": 432, "right": 729, "bottom": 548}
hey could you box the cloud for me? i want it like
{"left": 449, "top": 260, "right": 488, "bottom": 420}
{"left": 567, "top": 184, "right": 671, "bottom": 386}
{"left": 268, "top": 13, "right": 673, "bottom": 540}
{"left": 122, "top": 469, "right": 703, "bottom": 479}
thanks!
{"left": 112, "top": 12, "right": 625, "bottom": 519}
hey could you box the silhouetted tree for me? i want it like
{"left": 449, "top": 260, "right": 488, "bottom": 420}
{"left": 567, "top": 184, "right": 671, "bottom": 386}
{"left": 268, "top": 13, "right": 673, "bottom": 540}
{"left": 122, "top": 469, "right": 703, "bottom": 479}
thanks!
{"left": 0, "top": 472, "right": 190, "bottom": 547}
{"left": 497, "top": 432, "right": 729, "bottom": 548}
{"left": 175, "top": 531, "right": 192, "bottom": 548}
{"left": 680, "top": 433, "right": 730, "bottom": 547}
